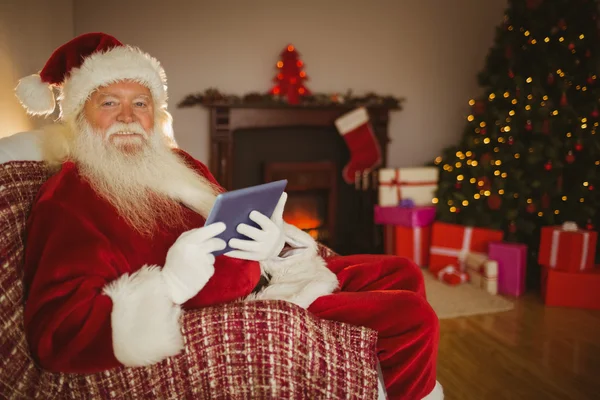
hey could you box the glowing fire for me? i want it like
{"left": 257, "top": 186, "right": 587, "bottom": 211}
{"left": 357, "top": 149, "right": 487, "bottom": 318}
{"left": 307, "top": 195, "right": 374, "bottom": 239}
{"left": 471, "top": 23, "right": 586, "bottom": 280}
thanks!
{"left": 283, "top": 196, "right": 323, "bottom": 239}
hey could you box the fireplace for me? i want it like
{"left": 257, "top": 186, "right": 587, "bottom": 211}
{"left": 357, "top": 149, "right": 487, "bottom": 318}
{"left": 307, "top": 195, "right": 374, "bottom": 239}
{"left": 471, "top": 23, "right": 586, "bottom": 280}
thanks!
{"left": 203, "top": 105, "right": 394, "bottom": 255}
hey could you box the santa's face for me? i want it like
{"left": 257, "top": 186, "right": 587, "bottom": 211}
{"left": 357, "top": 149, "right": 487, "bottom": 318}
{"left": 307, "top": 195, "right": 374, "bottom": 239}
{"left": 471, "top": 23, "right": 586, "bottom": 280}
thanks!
{"left": 82, "top": 80, "right": 155, "bottom": 154}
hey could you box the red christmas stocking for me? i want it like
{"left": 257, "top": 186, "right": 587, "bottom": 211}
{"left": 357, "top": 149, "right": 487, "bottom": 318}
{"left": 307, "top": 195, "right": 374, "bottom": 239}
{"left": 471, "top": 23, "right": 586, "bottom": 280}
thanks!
{"left": 334, "top": 107, "right": 382, "bottom": 184}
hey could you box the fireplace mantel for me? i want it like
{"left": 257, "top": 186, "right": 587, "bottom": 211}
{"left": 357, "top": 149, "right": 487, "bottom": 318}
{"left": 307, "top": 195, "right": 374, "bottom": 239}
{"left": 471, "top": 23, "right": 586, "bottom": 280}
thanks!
{"left": 203, "top": 104, "right": 395, "bottom": 190}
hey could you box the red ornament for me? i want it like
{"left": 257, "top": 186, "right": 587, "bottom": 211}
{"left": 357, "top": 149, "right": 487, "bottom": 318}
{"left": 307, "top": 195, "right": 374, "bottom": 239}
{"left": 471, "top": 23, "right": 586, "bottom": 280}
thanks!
{"left": 569, "top": 43, "right": 576, "bottom": 51}
{"left": 558, "top": 19, "right": 567, "bottom": 29}
{"left": 541, "top": 193, "right": 550, "bottom": 209}
{"left": 588, "top": 76, "right": 596, "bottom": 85}
{"left": 455, "top": 182, "right": 462, "bottom": 190}
{"left": 575, "top": 142, "right": 584, "bottom": 151}
{"left": 473, "top": 100, "right": 486, "bottom": 115}
{"left": 526, "top": 121, "right": 533, "bottom": 131}
{"left": 508, "top": 136, "right": 514, "bottom": 145}
{"left": 547, "top": 73, "right": 555, "bottom": 85}
{"left": 487, "top": 195, "right": 502, "bottom": 210}
{"left": 566, "top": 151, "right": 575, "bottom": 163}
{"left": 526, "top": 203, "right": 537, "bottom": 213}
{"left": 479, "top": 176, "right": 492, "bottom": 190}
{"left": 480, "top": 153, "right": 493, "bottom": 165}
{"left": 544, "top": 161, "right": 553, "bottom": 171}
{"left": 560, "top": 93, "right": 568, "bottom": 107}
{"left": 480, "top": 127, "right": 487, "bottom": 135}
{"left": 268, "top": 44, "right": 311, "bottom": 104}
{"left": 455, "top": 207, "right": 461, "bottom": 214}
{"left": 587, "top": 223, "right": 595, "bottom": 230}
{"left": 589, "top": 185, "right": 595, "bottom": 191}
{"left": 592, "top": 109, "right": 599, "bottom": 118}
{"left": 508, "top": 69, "right": 515, "bottom": 79}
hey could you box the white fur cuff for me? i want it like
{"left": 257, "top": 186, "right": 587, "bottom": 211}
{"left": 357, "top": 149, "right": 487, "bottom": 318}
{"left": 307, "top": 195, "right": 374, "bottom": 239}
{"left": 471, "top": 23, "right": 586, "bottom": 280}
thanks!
{"left": 251, "top": 223, "right": 338, "bottom": 309}
{"left": 103, "top": 265, "right": 184, "bottom": 367}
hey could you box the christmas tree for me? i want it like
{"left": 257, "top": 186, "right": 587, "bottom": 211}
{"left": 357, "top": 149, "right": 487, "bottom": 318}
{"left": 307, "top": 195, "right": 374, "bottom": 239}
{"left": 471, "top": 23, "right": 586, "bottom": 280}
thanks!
{"left": 269, "top": 44, "right": 311, "bottom": 104}
{"left": 434, "top": 0, "right": 600, "bottom": 285}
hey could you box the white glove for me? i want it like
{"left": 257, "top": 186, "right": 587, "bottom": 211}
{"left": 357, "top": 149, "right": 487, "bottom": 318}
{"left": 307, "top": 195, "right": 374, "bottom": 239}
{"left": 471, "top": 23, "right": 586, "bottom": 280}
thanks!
{"left": 162, "top": 222, "right": 227, "bottom": 304}
{"left": 225, "top": 192, "right": 287, "bottom": 262}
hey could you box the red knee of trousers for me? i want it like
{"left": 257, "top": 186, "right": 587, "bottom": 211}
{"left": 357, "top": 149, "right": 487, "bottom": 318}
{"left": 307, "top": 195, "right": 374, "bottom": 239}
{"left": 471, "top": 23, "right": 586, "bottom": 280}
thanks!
{"left": 378, "top": 255, "right": 426, "bottom": 297}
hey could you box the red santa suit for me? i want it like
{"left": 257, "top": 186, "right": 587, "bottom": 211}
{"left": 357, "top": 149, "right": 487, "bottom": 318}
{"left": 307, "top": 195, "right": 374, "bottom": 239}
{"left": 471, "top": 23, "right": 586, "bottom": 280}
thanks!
{"left": 16, "top": 32, "right": 440, "bottom": 400}
{"left": 23, "top": 149, "right": 439, "bottom": 399}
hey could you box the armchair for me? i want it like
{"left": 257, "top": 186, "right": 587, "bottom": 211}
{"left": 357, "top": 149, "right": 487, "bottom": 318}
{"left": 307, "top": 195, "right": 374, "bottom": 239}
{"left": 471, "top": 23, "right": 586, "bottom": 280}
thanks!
{"left": 0, "top": 131, "right": 382, "bottom": 399}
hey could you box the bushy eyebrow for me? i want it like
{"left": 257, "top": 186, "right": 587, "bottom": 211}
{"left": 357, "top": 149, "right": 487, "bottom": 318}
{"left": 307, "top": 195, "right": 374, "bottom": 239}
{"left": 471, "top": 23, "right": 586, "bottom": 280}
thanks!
{"left": 96, "top": 92, "right": 151, "bottom": 100}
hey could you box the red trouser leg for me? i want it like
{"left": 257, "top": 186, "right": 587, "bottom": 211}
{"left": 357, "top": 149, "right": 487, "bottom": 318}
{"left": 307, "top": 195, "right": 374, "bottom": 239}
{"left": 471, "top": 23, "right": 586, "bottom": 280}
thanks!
{"left": 307, "top": 255, "right": 439, "bottom": 400}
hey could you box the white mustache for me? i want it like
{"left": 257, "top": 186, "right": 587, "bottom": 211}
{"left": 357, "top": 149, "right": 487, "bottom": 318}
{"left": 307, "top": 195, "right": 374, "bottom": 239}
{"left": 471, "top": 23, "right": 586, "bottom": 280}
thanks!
{"left": 106, "top": 122, "right": 148, "bottom": 138}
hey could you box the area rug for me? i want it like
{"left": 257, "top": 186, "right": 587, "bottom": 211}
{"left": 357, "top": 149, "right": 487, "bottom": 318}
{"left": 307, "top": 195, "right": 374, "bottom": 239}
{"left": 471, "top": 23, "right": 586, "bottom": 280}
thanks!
{"left": 422, "top": 269, "right": 515, "bottom": 319}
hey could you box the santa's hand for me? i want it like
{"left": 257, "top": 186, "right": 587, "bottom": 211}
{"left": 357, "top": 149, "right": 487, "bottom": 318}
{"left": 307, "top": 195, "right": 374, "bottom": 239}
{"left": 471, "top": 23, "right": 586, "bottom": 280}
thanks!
{"left": 226, "top": 192, "right": 287, "bottom": 262}
{"left": 162, "top": 222, "right": 227, "bottom": 304}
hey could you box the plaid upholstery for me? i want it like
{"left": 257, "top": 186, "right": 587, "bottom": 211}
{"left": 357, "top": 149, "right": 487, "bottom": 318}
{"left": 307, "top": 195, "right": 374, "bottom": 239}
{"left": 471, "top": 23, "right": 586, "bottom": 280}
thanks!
{"left": 0, "top": 161, "right": 379, "bottom": 399}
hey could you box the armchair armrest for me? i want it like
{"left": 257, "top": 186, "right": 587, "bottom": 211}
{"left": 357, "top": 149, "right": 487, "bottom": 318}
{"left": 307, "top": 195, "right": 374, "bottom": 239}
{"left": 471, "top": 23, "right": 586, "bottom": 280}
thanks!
{"left": 36, "top": 300, "right": 379, "bottom": 399}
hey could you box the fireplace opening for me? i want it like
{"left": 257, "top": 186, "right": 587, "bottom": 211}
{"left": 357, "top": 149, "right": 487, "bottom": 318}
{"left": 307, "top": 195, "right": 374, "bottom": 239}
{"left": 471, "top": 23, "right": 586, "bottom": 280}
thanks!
{"left": 264, "top": 161, "right": 337, "bottom": 247}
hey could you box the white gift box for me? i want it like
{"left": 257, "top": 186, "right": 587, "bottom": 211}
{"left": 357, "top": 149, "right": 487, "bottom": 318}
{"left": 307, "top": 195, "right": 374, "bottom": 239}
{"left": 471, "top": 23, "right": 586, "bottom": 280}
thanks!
{"left": 378, "top": 167, "right": 439, "bottom": 206}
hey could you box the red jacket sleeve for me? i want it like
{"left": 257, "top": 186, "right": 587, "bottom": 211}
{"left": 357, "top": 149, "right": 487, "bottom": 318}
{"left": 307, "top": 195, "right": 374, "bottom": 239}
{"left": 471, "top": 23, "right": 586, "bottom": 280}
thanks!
{"left": 23, "top": 200, "right": 124, "bottom": 373}
{"left": 173, "top": 150, "right": 263, "bottom": 309}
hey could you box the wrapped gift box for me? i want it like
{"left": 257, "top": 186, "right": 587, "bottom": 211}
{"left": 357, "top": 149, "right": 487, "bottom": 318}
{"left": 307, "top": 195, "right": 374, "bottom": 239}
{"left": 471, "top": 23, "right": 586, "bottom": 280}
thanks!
{"left": 436, "top": 265, "right": 469, "bottom": 285}
{"left": 429, "top": 222, "right": 504, "bottom": 275}
{"left": 488, "top": 241, "right": 527, "bottom": 297}
{"left": 538, "top": 222, "right": 597, "bottom": 272}
{"left": 374, "top": 205, "right": 436, "bottom": 227}
{"left": 378, "top": 167, "right": 438, "bottom": 207}
{"left": 541, "top": 266, "right": 600, "bottom": 310}
{"left": 463, "top": 252, "right": 498, "bottom": 295}
{"left": 394, "top": 225, "right": 432, "bottom": 267}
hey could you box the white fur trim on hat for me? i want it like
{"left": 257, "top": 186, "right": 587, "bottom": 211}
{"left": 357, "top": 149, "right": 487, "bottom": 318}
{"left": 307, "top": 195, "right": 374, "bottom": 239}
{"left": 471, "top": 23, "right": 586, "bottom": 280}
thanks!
{"left": 59, "top": 45, "right": 168, "bottom": 120}
{"left": 14, "top": 74, "right": 56, "bottom": 116}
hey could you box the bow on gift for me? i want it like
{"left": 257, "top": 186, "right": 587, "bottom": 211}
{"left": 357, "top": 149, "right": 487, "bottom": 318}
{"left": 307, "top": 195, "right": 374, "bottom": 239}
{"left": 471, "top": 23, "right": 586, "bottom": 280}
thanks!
{"left": 437, "top": 265, "right": 469, "bottom": 286}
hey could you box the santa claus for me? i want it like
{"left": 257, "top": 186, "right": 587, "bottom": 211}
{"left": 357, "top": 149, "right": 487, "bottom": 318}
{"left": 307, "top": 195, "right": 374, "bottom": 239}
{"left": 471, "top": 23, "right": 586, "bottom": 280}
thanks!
{"left": 15, "top": 33, "right": 442, "bottom": 399}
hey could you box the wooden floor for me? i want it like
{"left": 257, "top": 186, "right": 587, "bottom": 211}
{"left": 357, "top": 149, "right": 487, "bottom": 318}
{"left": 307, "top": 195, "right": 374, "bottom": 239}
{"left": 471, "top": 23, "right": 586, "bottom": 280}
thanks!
{"left": 437, "top": 293, "right": 600, "bottom": 400}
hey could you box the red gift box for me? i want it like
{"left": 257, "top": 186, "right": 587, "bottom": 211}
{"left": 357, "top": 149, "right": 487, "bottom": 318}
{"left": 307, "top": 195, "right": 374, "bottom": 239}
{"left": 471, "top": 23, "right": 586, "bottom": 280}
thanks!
{"left": 538, "top": 222, "right": 598, "bottom": 272}
{"left": 541, "top": 266, "right": 600, "bottom": 310}
{"left": 428, "top": 222, "right": 504, "bottom": 275}
{"left": 394, "top": 225, "right": 432, "bottom": 267}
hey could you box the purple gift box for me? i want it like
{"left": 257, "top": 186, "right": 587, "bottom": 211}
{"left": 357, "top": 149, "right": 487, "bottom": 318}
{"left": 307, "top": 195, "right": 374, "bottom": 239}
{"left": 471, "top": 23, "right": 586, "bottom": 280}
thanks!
{"left": 374, "top": 205, "right": 436, "bottom": 227}
{"left": 488, "top": 241, "right": 527, "bottom": 297}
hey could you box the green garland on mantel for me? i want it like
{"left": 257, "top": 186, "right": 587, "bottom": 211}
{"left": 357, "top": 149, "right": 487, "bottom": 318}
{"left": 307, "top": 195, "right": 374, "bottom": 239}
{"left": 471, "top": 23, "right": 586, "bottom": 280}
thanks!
{"left": 177, "top": 88, "right": 405, "bottom": 109}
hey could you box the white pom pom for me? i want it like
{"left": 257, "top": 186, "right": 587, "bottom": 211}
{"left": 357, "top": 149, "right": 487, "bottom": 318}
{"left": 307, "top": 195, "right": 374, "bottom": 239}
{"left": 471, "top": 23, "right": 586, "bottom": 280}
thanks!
{"left": 14, "top": 74, "right": 56, "bottom": 116}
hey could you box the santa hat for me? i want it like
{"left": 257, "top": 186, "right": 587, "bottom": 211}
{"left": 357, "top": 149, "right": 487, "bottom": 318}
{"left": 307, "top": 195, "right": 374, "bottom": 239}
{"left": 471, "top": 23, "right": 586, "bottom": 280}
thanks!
{"left": 14, "top": 32, "right": 168, "bottom": 121}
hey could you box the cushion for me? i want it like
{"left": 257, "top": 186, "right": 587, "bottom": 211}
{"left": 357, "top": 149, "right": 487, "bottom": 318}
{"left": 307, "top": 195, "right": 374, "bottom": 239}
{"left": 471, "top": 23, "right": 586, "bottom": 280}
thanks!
{"left": 0, "top": 131, "right": 45, "bottom": 164}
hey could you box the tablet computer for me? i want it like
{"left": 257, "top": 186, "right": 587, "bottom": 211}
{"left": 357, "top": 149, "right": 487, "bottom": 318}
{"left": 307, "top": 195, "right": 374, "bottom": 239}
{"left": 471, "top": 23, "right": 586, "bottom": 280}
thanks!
{"left": 204, "top": 179, "right": 288, "bottom": 256}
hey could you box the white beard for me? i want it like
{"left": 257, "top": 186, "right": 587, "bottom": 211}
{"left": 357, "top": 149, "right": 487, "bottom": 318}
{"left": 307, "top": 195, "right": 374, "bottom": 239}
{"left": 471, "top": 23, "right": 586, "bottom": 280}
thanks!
{"left": 69, "top": 117, "right": 219, "bottom": 236}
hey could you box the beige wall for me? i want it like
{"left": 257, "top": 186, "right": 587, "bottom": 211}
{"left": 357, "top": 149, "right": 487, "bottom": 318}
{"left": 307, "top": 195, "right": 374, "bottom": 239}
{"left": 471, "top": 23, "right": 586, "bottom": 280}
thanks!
{"left": 0, "top": 0, "right": 73, "bottom": 138}
{"left": 68, "top": 0, "right": 507, "bottom": 167}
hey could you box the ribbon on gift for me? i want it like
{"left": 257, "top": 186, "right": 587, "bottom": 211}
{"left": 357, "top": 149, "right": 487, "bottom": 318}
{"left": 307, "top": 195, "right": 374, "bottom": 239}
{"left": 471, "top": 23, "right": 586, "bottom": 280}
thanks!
{"left": 430, "top": 226, "right": 486, "bottom": 271}
{"left": 379, "top": 170, "right": 438, "bottom": 204}
{"left": 413, "top": 226, "right": 422, "bottom": 265}
{"left": 550, "top": 221, "right": 590, "bottom": 270}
